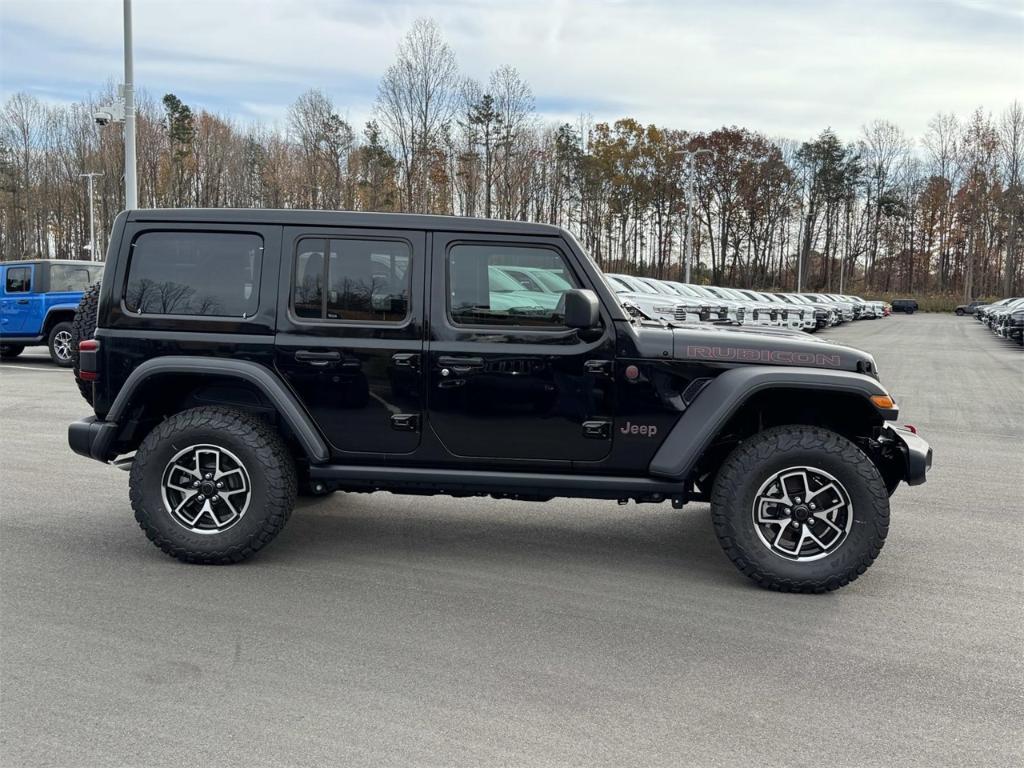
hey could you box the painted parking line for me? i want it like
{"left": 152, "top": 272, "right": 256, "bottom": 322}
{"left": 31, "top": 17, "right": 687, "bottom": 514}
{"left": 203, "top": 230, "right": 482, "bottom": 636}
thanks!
{"left": 0, "top": 365, "right": 71, "bottom": 373}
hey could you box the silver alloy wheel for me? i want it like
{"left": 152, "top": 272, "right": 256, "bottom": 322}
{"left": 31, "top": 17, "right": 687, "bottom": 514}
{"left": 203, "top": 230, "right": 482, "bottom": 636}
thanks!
{"left": 160, "top": 444, "right": 251, "bottom": 534}
{"left": 751, "top": 466, "right": 853, "bottom": 561}
{"left": 53, "top": 330, "right": 73, "bottom": 361}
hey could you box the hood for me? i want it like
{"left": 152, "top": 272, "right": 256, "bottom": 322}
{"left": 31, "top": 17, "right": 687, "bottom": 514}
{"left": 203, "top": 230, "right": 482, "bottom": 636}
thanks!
{"left": 630, "top": 321, "right": 878, "bottom": 376}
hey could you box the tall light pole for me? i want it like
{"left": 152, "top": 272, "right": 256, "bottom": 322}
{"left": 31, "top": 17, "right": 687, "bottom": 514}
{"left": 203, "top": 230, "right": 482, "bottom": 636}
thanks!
{"left": 79, "top": 172, "right": 103, "bottom": 261}
{"left": 683, "top": 149, "right": 713, "bottom": 284}
{"left": 123, "top": 0, "right": 137, "bottom": 209}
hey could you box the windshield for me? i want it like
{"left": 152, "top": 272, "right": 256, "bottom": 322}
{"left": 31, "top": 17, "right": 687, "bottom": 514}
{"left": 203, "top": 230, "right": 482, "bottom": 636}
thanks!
{"left": 664, "top": 281, "right": 701, "bottom": 299}
{"left": 613, "top": 274, "right": 656, "bottom": 294}
{"left": 638, "top": 278, "right": 676, "bottom": 295}
{"left": 530, "top": 269, "right": 572, "bottom": 292}
{"left": 488, "top": 267, "right": 530, "bottom": 293}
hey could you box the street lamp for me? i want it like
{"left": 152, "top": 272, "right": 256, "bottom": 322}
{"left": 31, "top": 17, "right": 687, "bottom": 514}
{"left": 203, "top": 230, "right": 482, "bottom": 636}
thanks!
{"left": 91, "top": 0, "right": 136, "bottom": 209}
{"left": 682, "top": 149, "right": 713, "bottom": 284}
{"left": 122, "top": 0, "right": 137, "bottom": 209}
{"left": 79, "top": 172, "right": 104, "bottom": 261}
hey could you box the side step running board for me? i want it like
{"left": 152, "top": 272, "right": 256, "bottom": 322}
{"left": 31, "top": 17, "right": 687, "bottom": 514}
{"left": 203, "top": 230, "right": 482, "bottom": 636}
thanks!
{"left": 308, "top": 465, "right": 686, "bottom": 501}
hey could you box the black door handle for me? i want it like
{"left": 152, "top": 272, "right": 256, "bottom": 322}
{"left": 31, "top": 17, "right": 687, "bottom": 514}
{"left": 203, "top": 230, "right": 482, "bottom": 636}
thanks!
{"left": 438, "top": 356, "right": 484, "bottom": 373}
{"left": 294, "top": 350, "right": 341, "bottom": 365}
{"left": 16, "top": 299, "right": 29, "bottom": 305}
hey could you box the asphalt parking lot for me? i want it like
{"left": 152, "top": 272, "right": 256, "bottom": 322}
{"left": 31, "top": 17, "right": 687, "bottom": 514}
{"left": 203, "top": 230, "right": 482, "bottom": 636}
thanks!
{"left": 1, "top": 314, "right": 1021, "bottom": 768}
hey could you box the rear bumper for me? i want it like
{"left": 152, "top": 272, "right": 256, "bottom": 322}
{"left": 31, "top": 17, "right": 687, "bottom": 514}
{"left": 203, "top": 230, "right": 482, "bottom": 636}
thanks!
{"left": 68, "top": 416, "right": 118, "bottom": 462}
{"left": 884, "top": 424, "right": 932, "bottom": 486}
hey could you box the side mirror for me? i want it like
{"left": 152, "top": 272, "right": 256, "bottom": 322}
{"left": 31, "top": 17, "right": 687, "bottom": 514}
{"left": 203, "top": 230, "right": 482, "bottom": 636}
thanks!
{"left": 563, "top": 288, "right": 600, "bottom": 329}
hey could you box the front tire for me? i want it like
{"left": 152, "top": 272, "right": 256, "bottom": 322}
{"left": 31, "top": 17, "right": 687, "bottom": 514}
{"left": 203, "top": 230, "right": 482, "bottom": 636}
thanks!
{"left": 129, "top": 407, "right": 297, "bottom": 564}
{"left": 955, "top": 308, "right": 965, "bottom": 316}
{"left": 0, "top": 344, "right": 25, "bottom": 360}
{"left": 48, "top": 322, "right": 75, "bottom": 367}
{"left": 711, "top": 425, "right": 889, "bottom": 593}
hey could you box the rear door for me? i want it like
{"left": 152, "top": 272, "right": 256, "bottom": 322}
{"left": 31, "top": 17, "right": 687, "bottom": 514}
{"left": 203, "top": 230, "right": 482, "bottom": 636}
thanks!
{"left": 425, "top": 232, "right": 615, "bottom": 463}
{"left": 275, "top": 227, "right": 426, "bottom": 456}
{"left": 1, "top": 264, "right": 36, "bottom": 336}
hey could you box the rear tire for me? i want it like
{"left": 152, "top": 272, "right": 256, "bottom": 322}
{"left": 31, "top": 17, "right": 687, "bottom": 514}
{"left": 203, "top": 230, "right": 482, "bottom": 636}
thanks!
{"left": 0, "top": 344, "right": 25, "bottom": 360}
{"left": 47, "top": 322, "right": 74, "bottom": 367}
{"left": 71, "top": 282, "right": 101, "bottom": 403}
{"left": 955, "top": 308, "right": 965, "bottom": 316}
{"left": 710, "top": 425, "right": 889, "bottom": 593}
{"left": 129, "top": 407, "right": 297, "bottom": 564}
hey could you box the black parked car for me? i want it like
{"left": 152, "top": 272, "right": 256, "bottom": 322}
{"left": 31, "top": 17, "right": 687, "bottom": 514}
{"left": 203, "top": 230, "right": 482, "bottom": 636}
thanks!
{"left": 891, "top": 298, "right": 918, "bottom": 314}
{"left": 68, "top": 209, "right": 931, "bottom": 593}
{"left": 955, "top": 301, "right": 985, "bottom": 316}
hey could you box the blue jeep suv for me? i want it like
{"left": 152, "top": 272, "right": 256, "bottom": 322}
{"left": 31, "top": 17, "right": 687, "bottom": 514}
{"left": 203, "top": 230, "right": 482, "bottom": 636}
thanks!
{"left": 1, "top": 260, "right": 103, "bottom": 366}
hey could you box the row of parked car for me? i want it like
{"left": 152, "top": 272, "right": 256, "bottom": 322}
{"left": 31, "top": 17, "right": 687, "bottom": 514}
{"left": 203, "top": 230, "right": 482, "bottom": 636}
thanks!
{"left": 960, "top": 297, "right": 1024, "bottom": 346}
{"left": 601, "top": 274, "right": 887, "bottom": 332}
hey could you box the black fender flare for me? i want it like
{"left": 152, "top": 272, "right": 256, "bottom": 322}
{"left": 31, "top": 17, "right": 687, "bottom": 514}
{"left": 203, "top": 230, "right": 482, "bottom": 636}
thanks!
{"left": 648, "top": 366, "right": 897, "bottom": 480}
{"left": 107, "top": 356, "right": 329, "bottom": 463}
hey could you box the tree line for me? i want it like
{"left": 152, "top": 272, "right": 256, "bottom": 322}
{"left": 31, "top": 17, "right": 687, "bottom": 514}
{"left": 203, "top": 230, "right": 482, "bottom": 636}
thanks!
{"left": 2, "top": 18, "right": 1021, "bottom": 299}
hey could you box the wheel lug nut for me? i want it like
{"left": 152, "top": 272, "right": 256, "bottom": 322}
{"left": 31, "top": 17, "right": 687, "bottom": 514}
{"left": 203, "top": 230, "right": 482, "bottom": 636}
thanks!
{"left": 197, "top": 494, "right": 205, "bottom": 501}
{"left": 204, "top": 473, "right": 212, "bottom": 480}
{"left": 216, "top": 482, "right": 223, "bottom": 489}
{"left": 193, "top": 480, "right": 200, "bottom": 488}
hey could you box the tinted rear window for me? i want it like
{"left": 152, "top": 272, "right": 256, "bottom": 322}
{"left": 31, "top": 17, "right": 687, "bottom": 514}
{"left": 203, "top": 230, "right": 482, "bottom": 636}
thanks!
{"left": 50, "top": 264, "right": 102, "bottom": 292}
{"left": 5, "top": 267, "right": 31, "bottom": 293}
{"left": 124, "top": 231, "right": 263, "bottom": 317}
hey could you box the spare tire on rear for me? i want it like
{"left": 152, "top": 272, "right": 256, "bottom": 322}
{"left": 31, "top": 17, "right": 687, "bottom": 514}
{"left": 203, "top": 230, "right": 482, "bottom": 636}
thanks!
{"left": 71, "top": 281, "right": 101, "bottom": 405}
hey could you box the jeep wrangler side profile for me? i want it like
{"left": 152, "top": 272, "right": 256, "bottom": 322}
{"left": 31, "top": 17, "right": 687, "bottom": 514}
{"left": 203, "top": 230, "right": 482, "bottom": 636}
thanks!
{"left": 0, "top": 259, "right": 103, "bottom": 365}
{"left": 69, "top": 210, "right": 931, "bottom": 592}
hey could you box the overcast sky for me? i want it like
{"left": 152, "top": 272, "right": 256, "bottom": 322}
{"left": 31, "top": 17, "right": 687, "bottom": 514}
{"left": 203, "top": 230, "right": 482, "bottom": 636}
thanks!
{"left": 1, "top": 0, "right": 1021, "bottom": 142}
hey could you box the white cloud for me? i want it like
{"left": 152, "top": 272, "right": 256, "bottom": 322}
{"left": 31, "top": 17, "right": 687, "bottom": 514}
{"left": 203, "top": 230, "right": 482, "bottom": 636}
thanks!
{"left": 1, "top": 0, "right": 1021, "bottom": 141}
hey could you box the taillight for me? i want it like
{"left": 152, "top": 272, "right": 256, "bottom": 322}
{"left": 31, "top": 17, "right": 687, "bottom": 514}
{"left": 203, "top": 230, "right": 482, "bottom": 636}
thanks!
{"left": 79, "top": 339, "right": 100, "bottom": 381}
{"left": 904, "top": 424, "right": 918, "bottom": 434}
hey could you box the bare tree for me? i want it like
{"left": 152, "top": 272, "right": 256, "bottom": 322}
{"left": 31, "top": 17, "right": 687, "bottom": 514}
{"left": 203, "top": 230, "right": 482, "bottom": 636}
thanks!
{"left": 375, "top": 18, "right": 458, "bottom": 212}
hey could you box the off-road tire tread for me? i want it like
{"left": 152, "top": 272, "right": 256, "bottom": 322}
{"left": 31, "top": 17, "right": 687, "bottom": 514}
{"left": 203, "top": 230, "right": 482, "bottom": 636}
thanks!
{"left": 710, "top": 425, "right": 889, "bottom": 594}
{"left": 129, "top": 406, "right": 296, "bottom": 564}
{"left": 71, "top": 281, "right": 101, "bottom": 403}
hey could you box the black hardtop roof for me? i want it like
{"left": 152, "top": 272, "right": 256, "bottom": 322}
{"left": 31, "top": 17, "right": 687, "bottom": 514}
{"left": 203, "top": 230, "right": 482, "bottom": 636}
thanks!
{"left": 127, "top": 208, "right": 566, "bottom": 236}
{"left": 2, "top": 259, "right": 101, "bottom": 266}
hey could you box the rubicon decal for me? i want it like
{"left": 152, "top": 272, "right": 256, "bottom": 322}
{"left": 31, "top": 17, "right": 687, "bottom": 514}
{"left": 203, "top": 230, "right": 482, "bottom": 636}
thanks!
{"left": 685, "top": 345, "right": 842, "bottom": 367}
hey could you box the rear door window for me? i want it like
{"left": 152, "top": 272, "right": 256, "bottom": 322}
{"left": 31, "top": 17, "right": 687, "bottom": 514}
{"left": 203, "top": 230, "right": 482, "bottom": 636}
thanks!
{"left": 5, "top": 267, "right": 31, "bottom": 293}
{"left": 124, "top": 231, "right": 263, "bottom": 317}
{"left": 292, "top": 238, "right": 411, "bottom": 323}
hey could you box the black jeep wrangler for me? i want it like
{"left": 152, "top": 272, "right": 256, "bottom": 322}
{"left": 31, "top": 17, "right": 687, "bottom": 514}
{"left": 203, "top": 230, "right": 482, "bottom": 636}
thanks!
{"left": 69, "top": 210, "right": 931, "bottom": 592}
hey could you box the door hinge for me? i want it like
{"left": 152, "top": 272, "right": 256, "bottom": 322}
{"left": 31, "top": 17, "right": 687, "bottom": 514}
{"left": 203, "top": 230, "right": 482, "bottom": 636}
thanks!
{"left": 582, "top": 420, "right": 611, "bottom": 439}
{"left": 390, "top": 413, "right": 420, "bottom": 432}
{"left": 584, "top": 359, "right": 613, "bottom": 376}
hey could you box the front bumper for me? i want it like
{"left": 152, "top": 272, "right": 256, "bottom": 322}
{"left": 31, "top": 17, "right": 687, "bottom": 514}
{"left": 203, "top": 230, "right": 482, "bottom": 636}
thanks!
{"left": 68, "top": 416, "right": 119, "bottom": 462}
{"left": 884, "top": 424, "right": 932, "bottom": 486}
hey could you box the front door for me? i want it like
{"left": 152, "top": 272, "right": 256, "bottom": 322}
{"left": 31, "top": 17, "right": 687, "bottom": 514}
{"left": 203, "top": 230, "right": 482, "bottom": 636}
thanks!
{"left": 1, "top": 265, "right": 35, "bottom": 336}
{"left": 275, "top": 228, "right": 425, "bottom": 456}
{"left": 426, "top": 233, "right": 615, "bottom": 463}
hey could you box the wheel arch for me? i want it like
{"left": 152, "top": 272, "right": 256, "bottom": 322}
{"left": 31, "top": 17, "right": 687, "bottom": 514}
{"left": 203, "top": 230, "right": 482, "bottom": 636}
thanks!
{"left": 42, "top": 306, "right": 78, "bottom": 334}
{"left": 649, "top": 366, "right": 897, "bottom": 485}
{"left": 105, "top": 357, "right": 329, "bottom": 464}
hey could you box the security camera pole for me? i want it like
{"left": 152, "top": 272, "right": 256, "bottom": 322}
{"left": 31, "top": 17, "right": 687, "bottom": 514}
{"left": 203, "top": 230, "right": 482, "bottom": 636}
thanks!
{"left": 79, "top": 172, "right": 104, "bottom": 261}
{"left": 123, "top": 0, "right": 137, "bottom": 209}
{"left": 682, "top": 148, "right": 713, "bottom": 284}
